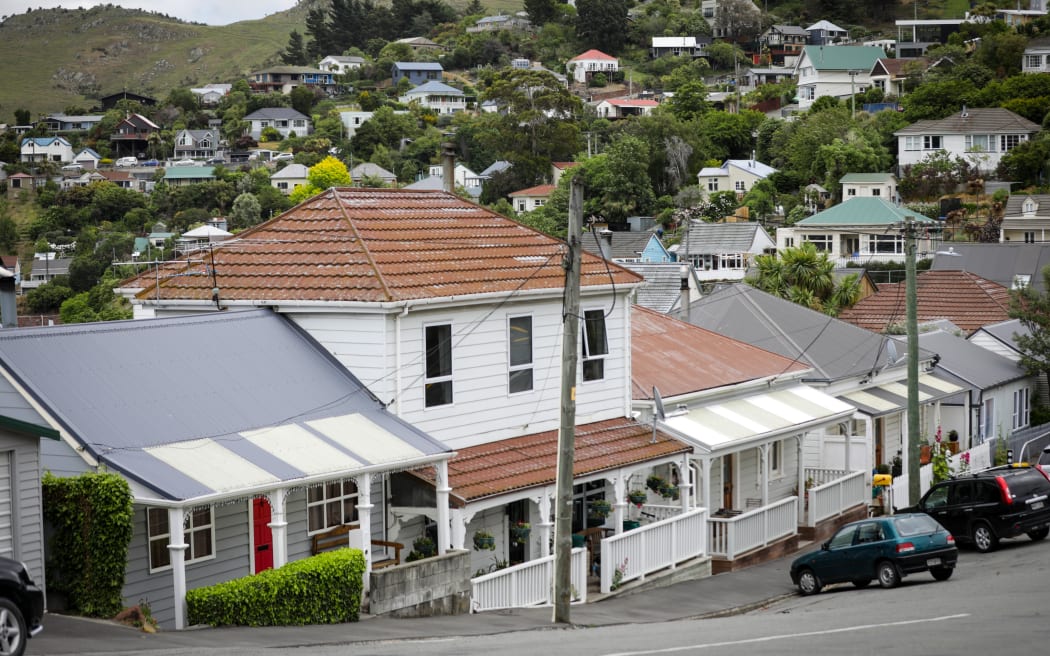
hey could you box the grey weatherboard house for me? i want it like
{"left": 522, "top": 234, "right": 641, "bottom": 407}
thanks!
{"left": 0, "top": 310, "right": 453, "bottom": 629}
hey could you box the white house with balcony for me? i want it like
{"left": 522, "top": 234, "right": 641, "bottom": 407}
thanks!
{"left": 20, "top": 137, "right": 74, "bottom": 164}
{"left": 242, "top": 108, "right": 311, "bottom": 140}
{"left": 680, "top": 221, "right": 775, "bottom": 282}
{"left": 894, "top": 107, "right": 1041, "bottom": 175}
{"left": 1022, "top": 36, "right": 1050, "bottom": 73}
{"left": 566, "top": 49, "right": 618, "bottom": 84}
{"left": 792, "top": 45, "right": 884, "bottom": 110}
{"left": 398, "top": 80, "right": 467, "bottom": 115}
{"left": 839, "top": 172, "right": 899, "bottom": 203}
{"left": 318, "top": 55, "right": 365, "bottom": 74}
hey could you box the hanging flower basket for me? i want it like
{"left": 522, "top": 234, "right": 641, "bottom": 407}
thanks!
{"left": 646, "top": 474, "right": 666, "bottom": 493}
{"left": 510, "top": 521, "right": 531, "bottom": 545}
{"left": 589, "top": 498, "right": 612, "bottom": 519}
{"left": 473, "top": 530, "right": 495, "bottom": 551}
{"left": 660, "top": 483, "right": 679, "bottom": 500}
{"left": 627, "top": 489, "right": 647, "bottom": 507}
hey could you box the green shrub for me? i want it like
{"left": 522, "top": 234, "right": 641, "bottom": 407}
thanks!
{"left": 186, "top": 549, "right": 365, "bottom": 627}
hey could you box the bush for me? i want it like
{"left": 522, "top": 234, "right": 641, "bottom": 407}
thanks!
{"left": 187, "top": 549, "right": 365, "bottom": 627}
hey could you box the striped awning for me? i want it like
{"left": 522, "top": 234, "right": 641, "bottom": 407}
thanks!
{"left": 836, "top": 372, "right": 967, "bottom": 418}
{"left": 659, "top": 385, "right": 856, "bottom": 457}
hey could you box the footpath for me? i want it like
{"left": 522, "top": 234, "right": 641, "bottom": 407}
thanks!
{"left": 32, "top": 549, "right": 804, "bottom": 655}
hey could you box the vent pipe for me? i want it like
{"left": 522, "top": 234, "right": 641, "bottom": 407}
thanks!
{"left": 598, "top": 229, "right": 613, "bottom": 260}
{"left": 441, "top": 141, "right": 456, "bottom": 194}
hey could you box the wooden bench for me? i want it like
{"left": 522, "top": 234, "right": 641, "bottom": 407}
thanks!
{"left": 311, "top": 524, "right": 404, "bottom": 570}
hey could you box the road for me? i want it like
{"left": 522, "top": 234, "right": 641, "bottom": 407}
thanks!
{"left": 33, "top": 535, "right": 1050, "bottom": 655}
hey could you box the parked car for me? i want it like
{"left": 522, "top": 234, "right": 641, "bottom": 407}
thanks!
{"left": 899, "top": 464, "right": 1050, "bottom": 552}
{"left": 0, "top": 555, "right": 44, "bottom": 655}
{"left": 273, "top": 152, "right": 294, "bottom": 161}
{"left": 790, "top": 514, "right": 957, "bottom": 595}
{"left": 114, "top": 156, "right": 138, "bottom": 168}
{"left": 206, "top": 156, "right": 226, "bottom": 165}
{"left": 172, "top": 158, "right": 196, "bottom": 166}
{"left": 141, "top": 159, "right": 159, "bottom": 167}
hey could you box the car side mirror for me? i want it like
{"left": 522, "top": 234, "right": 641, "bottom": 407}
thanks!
{"left": 821, "top": 541, "right": 830, "bottom": 551}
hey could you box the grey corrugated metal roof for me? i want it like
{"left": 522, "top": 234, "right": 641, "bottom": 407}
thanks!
{"left": 914, "top": 330, "right": 1027, "bottom": 391}
{"left": 581, "top": 231, "right": 655, "bottom": 260}
{"left": 686, "top": 284, "right": 936, "bottom": 383}
{"left": 930, "top": 242, "right": 1050, "bottom": 293}
{"left": 1004, "top": 194, "right": 1050, "bottom": 216}
{"left": 620, "top": 262, "right": 689, "bottom": 313}
{"left": 894, "top": 108, "right": 1040, "bottom": 136}
{"left": 243, "top": 107, "right": 310, "bottom": 121}
{"left": 682, "top": 222, "right": 771, "bottom": 255}
{"left": 0, "top": 310, "right": 451, "bottom": 503}
{"left": 970, "top": 318, "right": 1029, "bottom": 350}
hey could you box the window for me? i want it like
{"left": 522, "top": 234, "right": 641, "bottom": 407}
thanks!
{"left": 1013, "top": 387, "right": 1030, "bottom": 429}
{"left": 734, "top": 180, "right": 746, "bottom": 192}
{"left": 770, "top": 441, "right": 782, "bottom": 476}
{"left": 982, "top": 398, "right": 995, "bottom": 440}
{"left": 803, "top": 234, "right": 832, "bottom": 252}
{"left": 1025, "top": 54, "right": 1042, "bottom": 68}
{"left": 147, "top": 506, "right": 214, "bottom": 571}
{"left": 581, "top": 309, "right": 608, "bottom": 382}
{"left": 871, "top": 188, "right": 881, "bottom": 197}
{"left": 847, "top": 188, "right": 857, "bottom": 196}
{"left": 1013, "top": 274, "right": 1032, "bottom": 288}
{"left": 865, "top": 234, "right": 904, "bottom": 254}
{"left": 508, "top": 316, "right": 533, "bottom": 394}
{"left": 1023, "top": 232, "right": 1036, "bottom": 244}
{"left": 534, "top": 199, "right": 545, "bottom": 207}
{"left": 904, "top": 136, "right": 922, "bottom": 151}
{"left": 277, "top": 182, "right": 288, "bottom": 190}
{"left": 965, "top": 134, "right": 992, "bottom": 152}
{"left": 721, "top": 253, "right": 744, "bottom": 269}
{"left": 424, "top": 324, "right": 453, "bottom": 407}
{"left": 706, "top": 178, "right": 719, "bottom": 191}
{"left": 923, "top": 135, "right": 942, "bottom": 150}
{"left": 307, "top": 479, "right": 359, "bottom": 533}
{"left": 784, "top": 237, "right": 794, "bottom": 248}
{"left": 1001, "top": 134, "right": 1023, "bottom": 152}
{"left": 517, "top": 200, "right": 526, "bottom": 212}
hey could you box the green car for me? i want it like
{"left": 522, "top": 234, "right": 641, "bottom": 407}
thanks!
{"left": 790, "top": 513, "right": 958, "bottom": 595}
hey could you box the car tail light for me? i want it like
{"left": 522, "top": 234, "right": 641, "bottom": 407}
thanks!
{"left": 1036, "top": 465, "right": 1050, "bottom": 482}
{"left": 995, "top": 476, "right": 1013, "bottom": 504}
{"left": 896, "top": 542, "right": 915, "bottom": 553}
{"left": 946, "top": 534, "right": 955, "bottom": 544}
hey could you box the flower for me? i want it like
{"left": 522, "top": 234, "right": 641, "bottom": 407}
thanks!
{"left": 513, "top": 520, "right": 530, "bottom": 530}
{"left": 935, "top": 425, "right": 943, "bottom": 444}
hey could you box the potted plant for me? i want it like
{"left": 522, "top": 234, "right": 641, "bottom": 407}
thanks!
{"left": 473, "top": 529, "right": 495, "bottom": 551}
{"left": 627, "top": 489, "right": 647, "bottom": 507}
{"left": 589, "top": 498, "right": 612, "bottom": 519}
{"left": 510, "top": 520, "right": 530, "bottom": 544}
{"left": 406, "top": 536, "right": 435, "bottom": 561}
{"left": 920, "top": 437, "right": 932, "bottom": 464}
{"left": 646, "top": 474, "right": 666, "bottom": 493}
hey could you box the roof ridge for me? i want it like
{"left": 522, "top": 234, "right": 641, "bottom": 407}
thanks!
{"left": 333, "top": 189, "right": 394, "bottom": 302}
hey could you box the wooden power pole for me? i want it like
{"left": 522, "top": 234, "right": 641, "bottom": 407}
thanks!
{"left": 553, "top": 178, "right": 583, "bottom": 623}
{"left": 904, "top": 216, "right": 921, "bottom": 505}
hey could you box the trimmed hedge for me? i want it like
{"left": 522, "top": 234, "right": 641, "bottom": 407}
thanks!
{"left": 186, "top": 549, "right": 365, "bottom": 627}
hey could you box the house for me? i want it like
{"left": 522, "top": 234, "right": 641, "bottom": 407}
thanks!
{"left": 1022, "top": 36, "right": 1050, "bottom": 74}
{"left": 242, "top": 108, "right": 311, "bottom": 141}
{"left": 686, "top": 283, "right": 969, "bottom": 496}
{"left": 0, "top": 256, "right": 19, "bottom": 288}
{"left": 552, "top": 161, "right": 580, "bottom": 186}
{"left": 759, "top": 25, "right": 808, "bottom": 66}
{"left": 508, "top": 184, "right": 555, "bottom": 212}
{"left": 189, "top": 84, "right": 231, "bottom": 106}
{"left": 999, "top": 195, "right": 1050, "bottom": 245}
{"left": 398, "top": 81, "right": 467, "bottom": 115}
{"left": 744, "top": 67, "right": 795, "bottom": 88}
{"left": 317, "top": 55, "right": 365, "bottom": 74}
{"left": 617, "top": 262, "right": 700, "bottom": 314}
{"left": 868, "top": 57, "right": 927, "bottom": 98}
{"left": 248, "top": 66, "right": 337, "bottom": 95}
{"left": 162, "top": 166, "right": 216, "bottom": 188}
{"left": 566, "top": 49, "right": 618, "bottom": 85}
{"left": 21, "top": 256, "right": 71, "bottom": 291}
{"left": 72, "top": 148, "right": 102, "bottom": 170}
{"left": 426, "top": 162, "right": 477, "bottom": 190}
{"left": 805, "top": 19, "right": 850, "bottom": 45}
{"left": 176, "top": 225, "right": 233, "bottom": 254}
{"left": 93, "top": 169, "right": 137, "bottom": 190}
{"left": 96, "top": 91, "right": 157, "bottom": 110}
{"left": 793, "top": 45, "right": 885, "bottom": 110}
{"left": 391, "top": 62, "right": 443, "bottom": 86}
{"left": 837, "top": 270, "right": 1012, "bottom": 335}
{"left": 581, "top": 230, "right": 672, "bottom": 264}
{"left": 595, "top": 98, "right": 659, "bottom": 119}
{"left": 894, "top": 107, "right": 1041, "bottom": 175}
{"left": 804, "top": 183, "right": 832, "bottom": 212}
{"left": 349, "top": 162, "right": 398, "bottom": 186}
{"left": 270, "top": 163, "right": 310, "bottom": 195}
{"left": 0, "top": 309, "right": 454, "bottom": 630}
{"left": 394, "top": 36, "right": 445, "bottom": 54}
{"left": 840, "top": 173, "right": 899, "bottom": 203}
{"left": 20, "top": 136, "right": 74, "bottom": 164}
{"left": 110, "top": 113, "right": 160, "bottom": 159}
{"left": 466, "top": 13, "right": 531, "bottom": 33}
{"left": 650, "top": 36, "right": 710, "bottom": 59}
{"left": 777, "top": 197, "right": 938, "bottom": 266}
{"left": 912, "top": 330, "right": 1035, "bottom": 444}
{"left": 173, "top": 129, "right": 219, "bottom": 161}
{"left": 930, "top": 241, "right": 1050, "bottom": 291}
{"left": 895, "top": 18, "right": 971, "bottom": 57}
{"left": 697, "top": 159, "right": 777, "bottom": 200}
{"left": 41, "top": 113, "right": 104, "bottom": 133}
{"left": 701, "top": 0, "right": 761, "bottom": 39}
{"left": 679, "top": 221, "right": 775, "bottom": 282}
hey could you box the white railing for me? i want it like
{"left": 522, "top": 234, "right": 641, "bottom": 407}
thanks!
{"left": 708, "top": 496, "right": 797, "bottom": 560}
{"left": 805, "top": 467, "right": 852, "bottom": 487}
{"left": 806, "top": 470, "right": 866, "bottom": 526}
{"left": 600, "top": 507, "right": 708, "bottom": 594}
{"left": 470, "top": 547, "right": 588, "bottom": 613}
{"left": 639, "top": 503, "right": 682, "bottom": 522}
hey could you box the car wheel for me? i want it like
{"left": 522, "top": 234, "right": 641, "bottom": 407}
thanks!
{"left": 971, "top": 521, "right": 998, "bottom": 553}
{"left": 797, "top": 568, "right": 822, "bottom": 595}
{"left": 0, "top": 597, "right": 27, "bottom": 656}
{"left": 852, "top": 579, "right": 871, "bottom": 588}
{"left": 930, "top": 566, "right": 954, "bottom": 581}
{"left": 1027, "top": 526, "right": 1050, "bottom": 541}
{"left": 877, "top": 561, "right": 900, "bottom": 589}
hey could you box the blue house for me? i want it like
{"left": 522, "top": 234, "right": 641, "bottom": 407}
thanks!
{"left": 391, "top": 61, "right": 443, "bottom": 86}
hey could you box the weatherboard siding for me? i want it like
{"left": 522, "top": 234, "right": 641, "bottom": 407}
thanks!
{"left": 0, "top": 434, "right": 44, "bottom": 584}
{"left": 288, "top": 313, "right": 392, "bottom": 402}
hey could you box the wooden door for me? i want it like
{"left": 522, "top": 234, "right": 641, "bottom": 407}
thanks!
{"left": 252, "top": 497, "right": 273, "bottom": 573}
{"left": 722, "top": 454, "right": 735, "bottom": 510}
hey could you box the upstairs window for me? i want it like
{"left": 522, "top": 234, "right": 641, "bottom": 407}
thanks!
{"left": 425, "top": 324, "right": 453, "bottom": 407}
{"left": 581, "top": 309, "right": 608, "bottom": 382}
{"left": 508, "top": 316, "right": 534, "bottom": 394}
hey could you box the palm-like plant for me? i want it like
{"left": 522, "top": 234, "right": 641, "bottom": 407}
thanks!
{"left": 747, "top": 243, "right": 859, "bottom": 316}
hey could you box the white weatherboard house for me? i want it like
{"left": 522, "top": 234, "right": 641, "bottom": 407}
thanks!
{"left": 697, "top": 159, "right": 777, "bottom": 200}
{"left": 894, "top": 107, "right": 1041, "bottom": 175}
{"left": 792, "top": 45, "right": 885, "bottom": 110}
{"left": 567, "top": 49, "right": 618, "bottom": 84}
{"left": 398, "top": 81, "right": 467, "bottom": 115}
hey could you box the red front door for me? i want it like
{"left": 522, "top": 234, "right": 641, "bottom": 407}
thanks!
{"left": 252, "top": 497, "right": 273, "bottom": 573}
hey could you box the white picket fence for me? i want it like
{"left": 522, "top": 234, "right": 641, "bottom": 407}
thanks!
{"left": 806, "top": 470, "right": 867, "bottom": 527}
{"left": 708, "top": 496, "right": 797, "bottom": 560}
{"left": 470, "top": 546, "right": 588, "bottom": 613}
{"left": 599, "top": 507, "right": 708, "bottom": 594}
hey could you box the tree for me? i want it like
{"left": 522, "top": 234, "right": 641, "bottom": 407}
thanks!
{"left": 714, "top": 0, "right": 762, "bottom": 43}
{"left": 14, "top": 108, "right": 30, "bottom": 125}
{"left": 1010, "top": 265, "right": 1050, "bottom": 395}
{"left": 748, "top": 242, "right": 861, "bottom": 316}
{"left": 524, "top": 0, "right": 557, "bottom": 25}
{"left": 575, "top": 0, "right": 629, "bottom": 54}
{"left": 898, "top": 151, "right": 973, "bottom": 201}
{"left": 997, "top": 138, "right": 1050, "bottom": 187}
{"left": 290, "top": 86, "right": 316, "bottom": 117}
{"left": 229, "top": 193, "right": 262, "bottom": 230}
{"left": 289, "top": 156, "right": 353, "bottom": 203}
{"left": 282, "top": 30, "right": 310, "bottom": 66}
{"left": 666, "top": 81, "right": 711, "bottom": 121}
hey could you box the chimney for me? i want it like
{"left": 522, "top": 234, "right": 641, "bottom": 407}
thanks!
{"left": 0, "top": 268, "right": 16, "bottom": 329}
{"left": 441, "top": 141, "right": 456, "bottom": 194}
{"left": 678, "top": 264, "right": 691, "bottom": 321}
{"left": 598, "top": 229, "right": 613, "bottom": 260}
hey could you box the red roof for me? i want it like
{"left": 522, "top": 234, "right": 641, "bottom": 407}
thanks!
{"left": 569, "top": 49, "right": 617, "bottom": 62}
{"left": 552, "top": 162, "right": 580, "bottom": 171}
{"left": 837, "top": 270, "right": 1011, "bottom": 334}
{"left": 121, "top": 188, "right": 642, "bottom": 304}
{"left": 509, "top": 184, "right": 556, "bottom": 197}
{"left": 412, "top": 418, "right": 690, "bottom": 502}
{"left": 632, "top": 306, "right": 808, "bottom": 398}
{"left": 605, "top": 99, "right": 659, "bottom": 107}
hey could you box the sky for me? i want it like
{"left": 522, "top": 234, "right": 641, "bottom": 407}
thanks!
{"left": 0, "top": 0, "right": 299, "bottom": 26}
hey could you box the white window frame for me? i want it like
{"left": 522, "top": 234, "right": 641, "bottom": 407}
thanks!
{"left": 307, "top": 479, "right": 359, "bottom": 535}
{"left": 982, "top": 397, "right": 995, "bottom": 440}
{"left": 508, "top": 315, "right": 534, "bottom": 394}
{"left": 424, "top": 322, "right": 454, "bottom": 408}
{"left": 904, "top": 136, "right": 921, "bottom": 151}
{"left": 965, "top": 134, "right": 993, "bottom": 152}
{"left": 581, "top": 308, "right": 609, "bottom": 382}
{"left": 865, "top": 233, "right": 905, "bottom": 254}
{"left": 1001, "top": 134, "right": 1023, "bottom": 151}
{"left": 1013, "top": 387, "right": 1030, "bottom": 430}
{"left": 770, "top": 440, "right": 783, "bottom": 477}
{"left": 923, "top": 135, "right": 942, "bottom": 150}
{"left": 803, "top": 234, "right": 832, "bottom": 252}
{"left": 147, "top": 506, "right": 215, "bottom": 572}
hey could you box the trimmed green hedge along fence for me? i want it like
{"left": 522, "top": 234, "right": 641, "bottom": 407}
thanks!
{"left": 187, "top": 549, "right": 366, "bottom": 627}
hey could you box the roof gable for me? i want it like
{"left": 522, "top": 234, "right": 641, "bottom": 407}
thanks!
{"left": 570, "top": 49, "right": 617, "bottom": 62}
{"left": 801, "top": 45, "right": 885, "bottom": 70}
{"left": 796, "top": 197, "right": 933, "bottom": 226}
{"left": 894, "top": 107, "right": 1040, "bottom": 136}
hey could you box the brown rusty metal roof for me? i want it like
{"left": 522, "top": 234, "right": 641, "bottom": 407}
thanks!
{"left": 632, "top": 305, "right": 809, "bottom": 399}
{"left": 413, "top": 417, "right": 690, "bottom": 503}
{"left": 122, "top": 188, "right": 642, "bottom": 303}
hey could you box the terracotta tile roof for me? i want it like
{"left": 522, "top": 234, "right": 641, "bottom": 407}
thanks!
{"left": 837, "top": 270, "right": 1011, "bottom": 334}
{"left": 569, "top": 49, "right": 617, "bottom": 62}
{"left": 632, "top": 306, "right": 808, "bottom": 398}
{"left": 605, "top": 99, "right": 659, "bottom": 107}
{"left": 413, "top": 417, "right": 691, "bottom": 503}
{"left": 121, "top": 188, "right": 642, "bottom": 303}
{"left": 552, "top": 162, "right": 580, "bottom": 171}
{"left": 509, "top": 184, "right": 556, "bottom": 197}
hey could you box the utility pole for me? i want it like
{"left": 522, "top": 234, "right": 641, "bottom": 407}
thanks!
{"left": 904, "top": 216, "right": 921, "bottom": 504}
{"left": 553, "top": 177, "right": 582, "bottom": 624}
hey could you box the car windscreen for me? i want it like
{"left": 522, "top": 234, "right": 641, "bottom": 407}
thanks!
{"left": 892, "top": 514, "right": 942, "bottom": 536}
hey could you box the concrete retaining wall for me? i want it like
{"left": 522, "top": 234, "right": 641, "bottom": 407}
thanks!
{"left": 369, "top": 550, "right": 471, "bottom": 617}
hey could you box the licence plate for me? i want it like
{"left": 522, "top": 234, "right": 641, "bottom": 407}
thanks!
{"left": 1033, "top": 501, "right": 1044, "bottom": 510}
{"left": 926, "top": 558, "right": 941, "bottom": 567}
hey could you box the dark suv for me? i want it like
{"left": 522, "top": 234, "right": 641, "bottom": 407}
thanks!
{"left": 901, "top": 464, "right": 1050, "bottom": 552}
{"left": 0, "top": 556, "right": 44, "bottom": 656}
